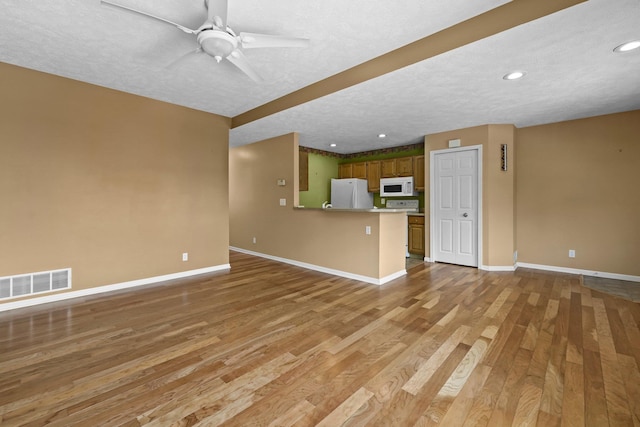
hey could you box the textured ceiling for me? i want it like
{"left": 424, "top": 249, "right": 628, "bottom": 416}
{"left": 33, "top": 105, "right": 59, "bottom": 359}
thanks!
{"left": 1, "top": 0, "right": 639, "bottom": 153}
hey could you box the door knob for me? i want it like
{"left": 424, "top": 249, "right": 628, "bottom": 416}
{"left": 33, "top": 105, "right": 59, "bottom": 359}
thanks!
{"left": 462, "top": 213, "right": 468, "bottom": 217}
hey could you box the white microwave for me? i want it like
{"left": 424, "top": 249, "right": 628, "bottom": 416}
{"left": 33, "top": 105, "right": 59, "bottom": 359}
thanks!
{"left": 380, "top": 177, "right": 416, "bottom": 197}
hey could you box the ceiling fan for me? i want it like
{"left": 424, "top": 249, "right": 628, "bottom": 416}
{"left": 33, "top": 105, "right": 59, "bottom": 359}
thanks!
{"left": 101, "top": 0, "right": 310, "bottom": 81}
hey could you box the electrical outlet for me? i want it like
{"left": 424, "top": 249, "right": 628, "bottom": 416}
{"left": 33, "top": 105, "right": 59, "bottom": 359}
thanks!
{"left": 365, "top": 226, "right": 371, "bottom": 235}
{"left": 252, "top": 237, "right": 256, "bottom": 244}
{"left": 569, "top": 249, "right": 575, "bottom": 258}
{"left": 279, "top": 198, "right": 286, "bottom": 206}
{"left": 182, "top": 252, "right": 188, "bottom": 261}
{"left": 381, "top": 198, "right": 386, "bottom": 205}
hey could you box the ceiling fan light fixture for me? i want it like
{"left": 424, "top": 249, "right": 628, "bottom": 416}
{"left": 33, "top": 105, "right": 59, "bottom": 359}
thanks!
{"left": 613, "top": 40, "right": 640, "bottom": 53}
{"left": 503, "top": 71, "right": 525, "bottom": 80}
{"left": 197, "top": 30, "right": 237, "bottom": 60}
{"left": 101, "top": 0, "right": 310, "bottom": 81}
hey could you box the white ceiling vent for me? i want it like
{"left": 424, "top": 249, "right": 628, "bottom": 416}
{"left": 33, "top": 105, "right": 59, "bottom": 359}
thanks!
{"left": 0, "top": 269, "right": 71, "bottom": 300}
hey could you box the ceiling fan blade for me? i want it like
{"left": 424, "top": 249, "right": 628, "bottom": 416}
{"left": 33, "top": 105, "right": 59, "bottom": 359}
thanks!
{"left": 239, "top": 32, "right": 310, "bottom": 49}
{"left": 226, "top": 49, "right": 263, "bottom": 82}
{"left": 207, "top": 0, "right": 228, "bottom": 28}
{"left": 101, "top": 0, "right": 198, "bottom": 34}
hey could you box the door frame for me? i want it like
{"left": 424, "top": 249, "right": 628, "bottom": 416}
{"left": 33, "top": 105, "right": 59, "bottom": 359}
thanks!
{"left": 429, "top": 144, "right": 483, "bottom": 267}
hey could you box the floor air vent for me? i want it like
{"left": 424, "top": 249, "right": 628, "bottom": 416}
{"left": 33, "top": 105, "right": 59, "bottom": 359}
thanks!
{"left": 0, "top": 268, "right": 71, "bottom": 300}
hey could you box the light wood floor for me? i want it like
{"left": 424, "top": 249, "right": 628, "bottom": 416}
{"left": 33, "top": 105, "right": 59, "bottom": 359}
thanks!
{"left": 1, "top": 251, "right": 639, "bottom": 426}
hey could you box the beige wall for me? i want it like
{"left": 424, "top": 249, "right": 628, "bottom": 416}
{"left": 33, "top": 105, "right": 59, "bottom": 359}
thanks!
{"left": 517, "top": 110, "right": 640, "bottom": 276}
{"left": 487, "top": 125, "right": 516, "bottom": 266}
{"left": 229, "top": 133, "right": 405, "bottom": 281}
{"left": 424, "top": 124, "right": 516, "bottom": 267}
{"left": 0, "top": 62, "right": 231, "bottom": 303}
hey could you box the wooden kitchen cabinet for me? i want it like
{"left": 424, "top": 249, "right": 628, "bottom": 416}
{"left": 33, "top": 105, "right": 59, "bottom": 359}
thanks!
{"left": 381, "top": 157, "right": 413, "bottom": 178}
{"left": 414, "top": 155, "right": 425, "bottom": 192}
{"left": 352, "top": 162, "right": 367, "bottom": 179}
{"left": 396, "top": 157, "right": 414, "bottom": 177}
{"left": 408, "top": 215, "right": 425, "bottom": 256}
{"left": 299, "top": 150, "right": 308, "bottom": 191}
{"left": 338, "top": 163, "right": 353, "bottom": 178}
{"left": 366, "top": 161, "right": 381, "bottom": 192}
{"left": 339, "top": 154, "right": 424, "bottom": 190}
{"left": 381, "top": 159, "right": 396, "bottom": 178}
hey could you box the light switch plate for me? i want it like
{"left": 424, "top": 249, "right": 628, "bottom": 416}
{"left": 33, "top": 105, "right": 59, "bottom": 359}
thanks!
{"left": 280, "top": 198, "right": 286, "bottom": 206}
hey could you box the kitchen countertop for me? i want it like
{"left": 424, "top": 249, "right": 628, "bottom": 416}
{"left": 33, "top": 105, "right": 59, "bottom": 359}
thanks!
{"left": 407, "top": 212, "right": 425, "bottom": 216}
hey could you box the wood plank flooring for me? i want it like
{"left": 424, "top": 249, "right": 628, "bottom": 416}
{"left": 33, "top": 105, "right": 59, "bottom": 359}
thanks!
{"left": 1, "top": 251, "right": 639, "bottom": 426}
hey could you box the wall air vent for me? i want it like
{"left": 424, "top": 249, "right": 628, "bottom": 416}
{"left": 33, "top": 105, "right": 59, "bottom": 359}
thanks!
{"left": 0, "top": 268, "right": 71, "bottom": 300}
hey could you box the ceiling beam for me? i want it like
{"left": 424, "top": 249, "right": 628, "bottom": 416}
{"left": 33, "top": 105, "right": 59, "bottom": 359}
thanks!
{"left": 231, "top": 0, "right": 587, "bottom": 129}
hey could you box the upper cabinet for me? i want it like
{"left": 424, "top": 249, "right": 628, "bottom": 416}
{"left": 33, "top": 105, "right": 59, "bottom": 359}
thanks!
{"left": 381, "top": 159, "right": 396, "bottom": 178}
{"left": 299, "top": 150, "right": 309, "bottom": 191}
{"left": 339, "top": 162, "right": 367, "bottom": 179}
{"left": 414, "top": 155, "right": 425, "bottom": 192}
{"left": 367, "top": 161, "right": 381, "bottom": 192}
{"left": 338, "top": 154, "right": 424, "bottom": 193}
{"left": 338, "top": 163, "right": 353, "bottom": 179}
{"left": 396, "top": 157, "right": 414, "bottom": 177}
{"left": 352, "top": 162, "right": 367, "bottom": 179}
{"left": 381, "top": 157, "right": 413, "bottom": 178}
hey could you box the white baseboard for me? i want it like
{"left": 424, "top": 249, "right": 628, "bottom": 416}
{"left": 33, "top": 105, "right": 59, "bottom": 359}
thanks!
{"left": 230, "top": 247, "right": 406, "bottom": 286}
{"left": 424, "top": 259, "right": 515, "bottom": 271}
{"left": 480, "top": 264, "right": 517, "bottom": 272}
{"left": 516, "top": 262, "right": 640, "bottom": 283}
{"left": 0, "top": 264, "right": 231, "bottom": 313}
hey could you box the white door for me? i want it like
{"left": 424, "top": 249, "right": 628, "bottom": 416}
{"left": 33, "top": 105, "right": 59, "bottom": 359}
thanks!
{"left": 432, "top": 149, "right": 478, "bottom": 267}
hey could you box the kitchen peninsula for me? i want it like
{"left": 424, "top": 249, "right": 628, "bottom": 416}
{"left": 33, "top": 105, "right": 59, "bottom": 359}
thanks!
{"left": 287, "top": 207, "right": 408, "bottom": 284}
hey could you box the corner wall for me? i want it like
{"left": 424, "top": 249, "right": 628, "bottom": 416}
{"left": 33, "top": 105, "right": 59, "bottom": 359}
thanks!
{"left": 516, "top": 110, "right": 640, "bottom": 277}
{"left": 0, "top": 62, "right": 231, "bottom": 306}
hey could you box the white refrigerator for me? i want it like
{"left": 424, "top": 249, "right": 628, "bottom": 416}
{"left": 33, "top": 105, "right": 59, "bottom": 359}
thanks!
{"left": 330, "top": 178, "right": 373, "bottom": 209}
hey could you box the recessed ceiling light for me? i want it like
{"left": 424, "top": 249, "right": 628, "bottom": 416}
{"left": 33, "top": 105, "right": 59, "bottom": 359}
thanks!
{"left": 614, "top": 40, "right": 640, "bottom": 53}
{"left": 330, "top": 143, "right": 337, "bottom": 147}
{"left": 503, "top": 71, "right": 525, "bottom": 80}
{"left": 378, "top": 134, "right": 386, "bottom": 138}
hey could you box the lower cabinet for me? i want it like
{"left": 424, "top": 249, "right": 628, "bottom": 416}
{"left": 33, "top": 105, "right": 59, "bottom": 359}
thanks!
{"left": 408, "top": 215, "right": 425, "bottom": 256}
